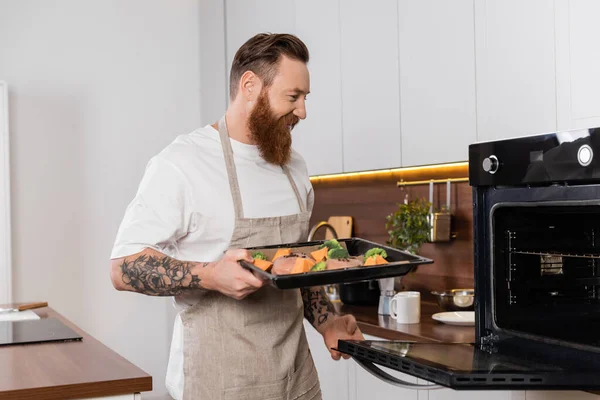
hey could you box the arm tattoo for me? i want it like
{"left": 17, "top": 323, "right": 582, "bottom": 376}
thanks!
{"left": 301, "top": 286, "right": 336, "bottom": 330}
{"left": 119, "top": 254, "right": 204, "bottom": 296}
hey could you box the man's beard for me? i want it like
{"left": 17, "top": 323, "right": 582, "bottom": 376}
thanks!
{"left": 247, "top": 91, "right": 299, "bottom": 166}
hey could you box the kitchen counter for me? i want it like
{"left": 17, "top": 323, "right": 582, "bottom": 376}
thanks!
{"left": 335, "top": 300, "right": 475, "bottom": 343}
{"left": 0, "top": 304, "right": 152, "bottom": 400}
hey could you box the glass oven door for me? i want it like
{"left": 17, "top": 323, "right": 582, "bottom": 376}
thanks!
{"left": 336, "top": 339, "right": 600, "bottom": 390}
{"left": 492, "top": 203, "right": 600, "bottom": 348}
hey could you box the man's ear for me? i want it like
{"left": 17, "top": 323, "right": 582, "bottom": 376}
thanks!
{"left": 240, "top": 71, "right": 258, "bottom": 102}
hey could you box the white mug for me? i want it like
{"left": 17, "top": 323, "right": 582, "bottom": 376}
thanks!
{"left": 390, "top": 291, "right": 421, "bottom": 324}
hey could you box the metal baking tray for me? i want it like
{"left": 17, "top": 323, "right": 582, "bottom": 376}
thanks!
{"left": 239, "top": 237, "right": 433, "bottom": 290}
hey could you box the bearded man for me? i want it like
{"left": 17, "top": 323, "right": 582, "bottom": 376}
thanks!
{"left": 109, "top": 33, "right": 363, "bottom": 400}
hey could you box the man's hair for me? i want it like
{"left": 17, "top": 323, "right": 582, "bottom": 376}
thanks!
{"left": 229, "top": 33, "right": 309, "bottom": 101}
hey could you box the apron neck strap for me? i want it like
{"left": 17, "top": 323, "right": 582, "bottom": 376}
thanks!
{"left": 217, "top": 116, "right": 306, "bottom": 218}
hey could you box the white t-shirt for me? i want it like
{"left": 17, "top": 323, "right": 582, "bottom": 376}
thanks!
{"left": 110, "top": 125, "right": 313, "bottom": 400}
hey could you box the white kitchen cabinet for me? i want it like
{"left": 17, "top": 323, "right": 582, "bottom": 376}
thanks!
{"left": 424, "top": 387, "right": 524, "bottom": 400}
{"left": 304, "top": 320, "right": 351, "bottom": 400}
{"left": 350, "top": 361, "right": 419, "bottom": 400}
{"left": 526, "top": 391, "right": 600, "bottom": 400}
{"left": 398, "top": 0, "right": 476, "bottom": 166}
{"left": 224, "top": 0, "right": 295, "bottom": 95}
{"left": 555, "top": 0, "right": 600, "bottom": 131}
{"left": 475, "top": 0, "right": 557, "bottom": 141}
{"left": 292, "top": 0, "right": 344, "bottom": 176}
{"left": 349, "top": 333, "right": 419, "bottom": 400}
{"left": 339, "top": 0, "right": 402, "bottom": 172}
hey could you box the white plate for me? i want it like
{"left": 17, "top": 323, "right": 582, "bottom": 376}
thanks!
{"left": 432, "top": 311, "right": 475, "bottom": 326}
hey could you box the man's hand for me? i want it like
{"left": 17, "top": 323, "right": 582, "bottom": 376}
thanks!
{"left": 201, "top": 249, "right": 265, "bottom": 300}
{"left": 320, "top": 314, "right": 365, "bottom": 360}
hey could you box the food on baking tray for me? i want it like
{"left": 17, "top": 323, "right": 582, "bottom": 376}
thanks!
{"left": 310, "top": 247, "right": 328, "bottom": 263}
{"left": 272, "top": 248, "right": 292, "bottom": 261}
{"left": 252, "top": 242, "right": 393, "bottom": 275}
{"left": 310, "top": 261, "right": 327, "bottom": 272}
{"left": 327, "top": 247, "right": 349, "bottom": 259}
{"left": 363, "top": 248, "right": 389, "bottom": 266}
{"left": 253, "top": 258, "right": 273, "bottom": 271}
{"left": 272, "top": 253, "right": 313, "bottom": 275}
{"left": 252, "top": 251, "right": 267, "bottom": 260}
{"left": 364, "top": 254, "right": 388, "bottom": 266}
{"left": 364, "top": 247, "right": 387, "bottom": 260}
{"left": 326, "top": 256, "right": 363, "bottom": 270}
{"left": 291, "top": 258, "right": 316, "bottom": 274}
{"left": 319, "top": 239, "right": 342, "bottom": 250}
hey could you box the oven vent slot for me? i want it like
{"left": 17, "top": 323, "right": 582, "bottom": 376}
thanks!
{"left": 454, "top": 376, "right": 545, "bottom": 385}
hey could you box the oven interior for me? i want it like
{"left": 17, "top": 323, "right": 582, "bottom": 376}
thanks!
{"left": 493, "top": 204, "right": 600, "bottom": 347}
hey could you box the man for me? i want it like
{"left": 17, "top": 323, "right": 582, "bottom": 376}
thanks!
{"left": 109, "top": 33, "right": 364, "bottom": 400}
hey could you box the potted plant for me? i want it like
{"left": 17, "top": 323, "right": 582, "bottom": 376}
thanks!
{"left": 385, "top": 197, "right": 432, "bottom": 255}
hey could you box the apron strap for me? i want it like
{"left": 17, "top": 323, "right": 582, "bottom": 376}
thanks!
{"left": 282, "top": 165, "right": 306, "bottom": 213}
{"left": 217, "top": 115, "right": 307, "bottom": 217}
{"left": 218, "top": 116, "right": 245, "bottom": 219}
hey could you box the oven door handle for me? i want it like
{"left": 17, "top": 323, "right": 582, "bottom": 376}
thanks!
{"left": 353, "top": 357, "right": 442, "bottom": 390}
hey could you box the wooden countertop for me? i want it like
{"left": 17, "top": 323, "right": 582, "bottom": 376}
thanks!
{"left": 336, "top": 301, "right": 476, "bottom": 344}
{"left": 0, "top": 304, "right": 152, "bottom": 400}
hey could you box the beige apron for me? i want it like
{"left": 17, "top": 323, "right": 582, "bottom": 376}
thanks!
{"left": 180, "top": 116, "right": 322, "bottom": 400}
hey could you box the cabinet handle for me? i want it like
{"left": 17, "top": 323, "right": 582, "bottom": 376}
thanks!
{"left": 353, "top": 357, "right": 442, "bottom": 390}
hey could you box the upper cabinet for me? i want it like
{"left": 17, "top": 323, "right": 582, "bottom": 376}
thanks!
{"left": 217, "top": 0, "right": 600, "bottom": 174}
{"left": 555, "top": 0, "right": 600, "bottom": 131}
{"left": 224, "top": 0, "right": 295, "bottom": 97}
{"left": 398, "top": 0, "right": 476, "bottom": 166}
{"left": 339, "top": 0, "right": 402, "bottom": 172}
{"left": 474, "top": 0, "right": 557, "bottom": 141}
{"left": 293, "top": 0, "right": 344, "bottom": 176}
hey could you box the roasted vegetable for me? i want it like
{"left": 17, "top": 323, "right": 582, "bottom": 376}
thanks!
{"left": 327, "top": 247, "right": 349, "bottom": 259}
{"left": 311, "top": 247, "right": 328, "bottom": 262}
{"left": 272, "top": 248, "right": 292, "bottom": 261}
{"left": 291, "top": 258, "right": 315, "bottom": 274}
{"left": 253, "top": 258, "right": 273, "bottom": 271}
{"left": 319, "top": 239, "right": 341, "bottom": 250}
{"left": 310, "top": 261, "right": 327, "bottom": 272}
{"left": 252, "top": 251, "right": 267, "bottom": 261}
{"left": 364, "top": 247, "right": 388, "bottom": 260}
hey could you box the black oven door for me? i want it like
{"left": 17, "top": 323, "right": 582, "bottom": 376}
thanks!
{"left": 336, "top": 338, "right": 600, "bottom": 390}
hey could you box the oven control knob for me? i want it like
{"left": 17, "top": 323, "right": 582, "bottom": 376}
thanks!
{"left": 482, "top": 155, "right": 499, "bottom": 174}
{"left": 578, "top": 144, "right": 593, "bottom": 167}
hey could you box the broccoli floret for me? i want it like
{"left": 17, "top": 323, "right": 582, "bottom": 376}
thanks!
{"left": 310, "top": 261, "right": 327, "bottom": 272}
{"left": 252, "top": 251, "right": 267, "bottom": 261}
{"left": 319, "top": 239, "right": 342, "bottom": 250}
{"left": 328, "top": 247, "right": 349, "bottom": 259}
{"left": 364, "top": 247, "right": 387, "bottom": 260}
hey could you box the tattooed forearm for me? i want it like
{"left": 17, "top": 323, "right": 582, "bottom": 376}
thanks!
{"left": 116, "top": 251, "right": 207, "bottom": 296}
{"left": 301, "top": 286, "right": 337, "bottom": 331}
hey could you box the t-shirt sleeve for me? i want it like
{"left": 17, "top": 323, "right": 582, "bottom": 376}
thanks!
{"left": 110, "top": 156, "right": 191, "bottom": 259}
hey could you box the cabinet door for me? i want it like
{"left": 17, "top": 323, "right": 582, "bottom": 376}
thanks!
{"left": 340, "top": 0, "right": 402, "bottom": 172}
{"left": 425, "top": 386, "right": 525, "bottom": 400}
{"left": 224, "top": 0, "right": 295, "bottom": 94}
{"left": 349, "top": 333, "right": 418, "bottom": 400}
{"left": 526, "top": 392, "right": 600, "bottom": 400}
{"left": 303, "top": 321, "right": 350, "bottom": 400}
{"left": 475, "top": 0, "right": 557, "bottom": 141}
{"left": 398, "top": 0, "right": 476, "bottom": 166}
{"left": 555, "top": 0, "right": 600, "bottom": 131}
{"left": 293, "top": 0, "right": 344, "bottom": 176}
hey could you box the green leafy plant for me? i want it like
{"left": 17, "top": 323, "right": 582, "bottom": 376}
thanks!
{"left": 386, "top": 198, "right": 432, "bottom": 254}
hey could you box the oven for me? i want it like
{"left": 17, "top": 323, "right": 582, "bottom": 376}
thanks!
{"left": 337, "top": 126, "right": 600, "bottom": 390}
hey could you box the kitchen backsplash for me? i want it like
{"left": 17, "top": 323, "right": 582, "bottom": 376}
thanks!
{"left": 309, "top": 175, "right": 473, "bottom": 297}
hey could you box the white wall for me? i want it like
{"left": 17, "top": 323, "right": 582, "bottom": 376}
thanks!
{"left": 0, "top": 1, "right": 202, "bottom": 398}
{"left": 0, "top": 81, "right": 11, "bottom": 305}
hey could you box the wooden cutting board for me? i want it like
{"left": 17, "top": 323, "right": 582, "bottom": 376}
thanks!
{"left": 326, "top": 216, "right": 353, "bottom": 239}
